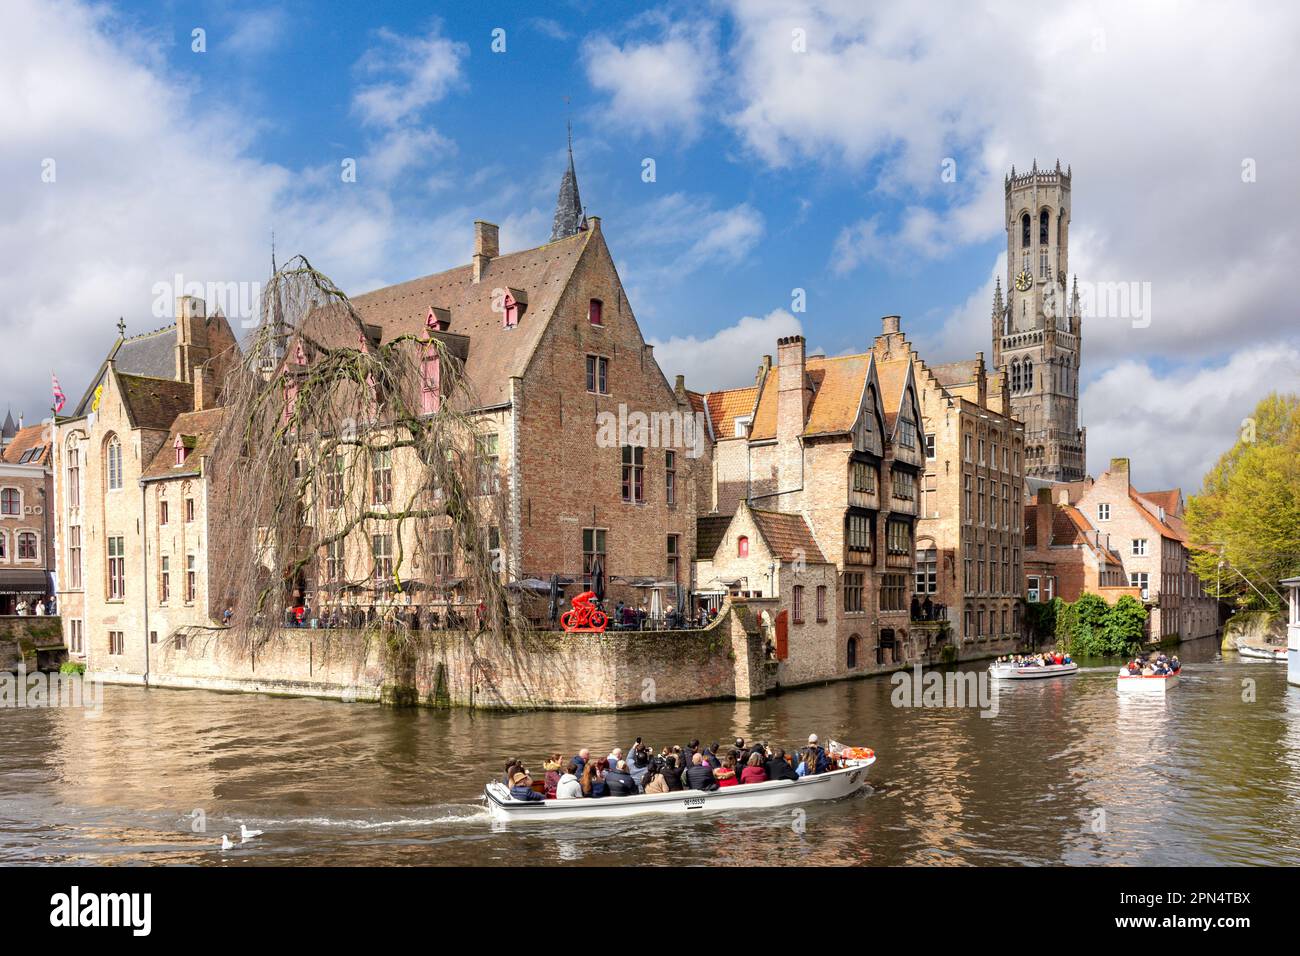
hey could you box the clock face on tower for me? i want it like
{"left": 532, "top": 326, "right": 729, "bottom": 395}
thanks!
{"left": 1014, "top": 270, "right": 1033, "bottom": 292}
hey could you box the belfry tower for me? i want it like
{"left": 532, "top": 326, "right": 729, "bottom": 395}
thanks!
{"left": 993, "top": 160, "right": 1086, "bottom": 481}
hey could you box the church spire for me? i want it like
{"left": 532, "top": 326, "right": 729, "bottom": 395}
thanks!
{"left": 549, "top": 121, "right": 586, "bottom": 242}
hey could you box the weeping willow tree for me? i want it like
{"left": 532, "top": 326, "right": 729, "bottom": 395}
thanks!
{"left": 205, "top": 255, "right": 527, "bottom": 660}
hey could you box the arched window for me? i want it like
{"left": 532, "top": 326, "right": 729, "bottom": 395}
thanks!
{"left": 0, "top": 488, "right": 18, "bottom": 515}
{"left": 1039, "top": 209, "right": 1050, "bottom": 245}
{"left": 1058, "top": 209, "right": 1065, "bottom": 246}
{"left": 1023, "top": 359, "right": 1034, "bottom": 392}
{"left": 1011, "top": 359, "right": 1021, "bottom": 392}
{"left": 737, "top": 535, "right": 749, "bottom": 558}
{"left": 66, "top": 438, "right": 81, "bottom": 510}
{"left": 847, "top": 634, "right": 859, "bottom": 669}
{"left": 1021, "top": 213, "right": 1031, "bottom": 248}
{"left": 0, "top": 532, "right": 7, "bottom": 559}
{"left": 105, "top": 434, "right": 122, "bottom": 491}
{"left": 17, "top": 532, "right": 37, "bottom": 561}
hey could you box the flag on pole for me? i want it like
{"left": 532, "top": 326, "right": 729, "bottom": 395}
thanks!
{"left": 51, "top": 372, "right": 66, "bottom": 414}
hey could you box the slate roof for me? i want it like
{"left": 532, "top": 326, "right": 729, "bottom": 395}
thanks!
{"left": 1, "top": 425, "right": 51, "bottom": 466}
{"left": 141, "top": 407, "right": 227, "bottom": 480}
{"left": 347, "top": 230, "right": 591, "bottom": 410}
{"left": 116, "top": 374, "right": 195, "bottom": 431}
{"left": 550, "top": 134, "right": 586, "bottom": 242}
{"left": 750, "top": 508, "right": 828, "bottom": 564}
{"left": 695, "top": 514, "right": 732, "bottom": 560}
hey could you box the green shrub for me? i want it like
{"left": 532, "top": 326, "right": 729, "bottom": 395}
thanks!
{"left": 58, "top": 661, "right": 86, "bottom": 676}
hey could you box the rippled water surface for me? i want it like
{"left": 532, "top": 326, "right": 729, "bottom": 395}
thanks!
{"left": 2, "top": 635, "right": 1298, "bottom": 866}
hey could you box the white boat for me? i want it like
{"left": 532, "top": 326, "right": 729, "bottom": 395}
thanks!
{"left": 1116, "top": 670, "right": 1180, "bottom": 693}
{"left": 484, "top": 756, "right": 876, "bottom": 823}
{"left": 1236, "top": 644, "right": 1287, "bottom": 662}
{"left": 989, "top": 661, "right": 1079, "bottom": 680}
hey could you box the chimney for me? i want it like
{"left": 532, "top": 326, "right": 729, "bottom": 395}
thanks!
{"left": 193, "top": 364, "right": 216, "bottom": 412}
{"left": 472, "top": 220, "right": 499, "bottom": 284}
{"left": 1055, "top": 487, "right": 1069, "bottom": 505}
{"left": 776, "top": 335, "right": 809, "bottom": 462}
{"left": 1109, "top": 457, "right": 1130, "bottom": 477}
{"left": 175, "top": 295, "right": 210, "bottom": 384}
{"left": 757, "top": 354, "right": 772, "bottom": 386}
{"left": 882, "top": 315, "right": 901, "bottom": 334}
{"left": 1036, "top": 487, "right": 1053, "bottom": 550}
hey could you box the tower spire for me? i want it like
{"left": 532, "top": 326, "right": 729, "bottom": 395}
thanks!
{"left": 550, "top": 119, "right": 586, "bottom": 242}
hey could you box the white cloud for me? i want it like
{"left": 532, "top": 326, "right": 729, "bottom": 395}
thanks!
{"left": 650, "top": 308, "right": 804, "bottom": 392}
{"left": 352, "top": 26, "right": 467, "bottom": 129}
{"left": 618, "top": 193, "right": 765, "bottom": 287}
{"left": 224, "top": 8, "right": 288, "bottom": 56}
{"left": 724, "top": 0, "right": 1300, "bottom": 367}
{"left": 583, "top": 23, "right": 718, "bottom": 139}
{"left": 1080, "top": 345, "right": 1300, "bottom": 492}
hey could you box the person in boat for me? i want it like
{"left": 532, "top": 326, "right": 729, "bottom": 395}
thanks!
{"left": 509, "top": 768, "right": 545, "bottom": 802}
{"left": 543, "top": 755, "right": 564, "bottom": 799}
{"left": 703, "top": 741, "right": 722, "bottom": 770}
{"left": 1053, "top": 651, "right": 1064, "bottom": 665}
{"left": 607, "top": 746, "right": 625, "bottom": 768}
{"left": 684, "top": 753, "right": 719, "bottom": 791}
{"left": 572, "top": 748, "right": 590, "bottom": 773}
{"left": 556, "top": 761, "right": 584, "bottom": 799}
{"left": 660, "top": 755, "right": 683, "bottom": 791}
{"left": 1170, "top": 655, "right": 1181, "bottom": 672}
{"left": 740, "top": 752, "right": 768, "bottom": 785}
{"left": 626, "top": 744, "right": 652, "bottom": 790}
{"left": 605, "top": 760, "right": 638, "bottom": 797}
{"left": 644, "top": 758, "right": 671, "bottom": 794}
{"left": 714, "top": 754, "right": 739, "bottom": 788}
{"left": 800, "top": 735, "right": 831, "bottom": 776}
{"left": 766, "top": 748, "right": 799, "bottom": 782}
{"left": 580, "top": 759, "right": 608, "bottom": 798}
{"left": 504, "top": 758, "right": 523, "bottom": 786}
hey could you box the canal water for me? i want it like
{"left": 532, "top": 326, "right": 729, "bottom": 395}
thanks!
{"left": 3, "top": 635, "right": 1298, "bottom": 866}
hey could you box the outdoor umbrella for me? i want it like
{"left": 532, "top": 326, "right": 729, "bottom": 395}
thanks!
{"left": 649, "top": 587, "right": 662, "bottom": 624}
{"left": 548, "top": 574, "right": 560, "bottom": 623}
{"left": 592, "top": 557, "right": 605, "bottom": 603}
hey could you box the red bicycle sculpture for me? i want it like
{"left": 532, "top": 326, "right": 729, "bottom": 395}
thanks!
{"left": 561, "top": 591, "right": 608, "bottom": 633}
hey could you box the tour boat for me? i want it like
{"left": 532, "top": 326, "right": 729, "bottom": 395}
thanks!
{"left": 484, "top": 754, "right": 876, "bottom": 823}
{"left": 1236, "top": 644, "right": 1288, "bottom": 662}
{"left": 1116, "top": 670, "right": 1180, "bottom": 693}
{"left": 989, "top": 661, "right": 1079, "bottom": 680}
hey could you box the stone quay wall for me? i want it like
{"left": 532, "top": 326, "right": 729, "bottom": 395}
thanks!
{"left": 0, "top": 615, "right": 65, "bottom": 671}
{"left": 102, "top": 607, "right": 763, "bottom": 711}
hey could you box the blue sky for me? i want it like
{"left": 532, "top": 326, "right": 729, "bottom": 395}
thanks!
{"left": 4, "top": 0, "right": 1299, "bottom": 490}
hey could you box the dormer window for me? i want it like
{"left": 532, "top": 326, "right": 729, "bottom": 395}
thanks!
{"left": 173, "top": 434, "right": 194, "bottom": 466}
{"left": 589, "top": 298, "right": 603, "bottom": 326}
{"left": 502, "top": 288, "right": 527, "bottom": 329}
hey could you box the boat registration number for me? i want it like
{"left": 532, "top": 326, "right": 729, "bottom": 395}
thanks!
{"left": 684, "top": 796, "right": 706, "bottom": 810}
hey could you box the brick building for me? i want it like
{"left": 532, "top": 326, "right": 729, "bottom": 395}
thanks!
{"left": 1024, "top": 459, "right": 1219, "bottom": 642}
{"left": 55, "top": 147, "right": 706, "bottom": 680}
{"left": 1, "top": 418, "right": 55, "bottom": 614}
{"left": 874, "top": 317, "right": 1028, "bottom": 651}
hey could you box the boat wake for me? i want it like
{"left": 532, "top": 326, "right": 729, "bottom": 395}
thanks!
{"left": 233, "top": 804, "right": 491, "bottom": 831}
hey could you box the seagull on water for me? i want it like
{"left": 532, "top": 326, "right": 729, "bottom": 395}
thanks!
{"left": 240, "top": 824, "right": 264, "bottom": 843}
{"left": 221, "top": 834, "right": 234, "bottom": 851}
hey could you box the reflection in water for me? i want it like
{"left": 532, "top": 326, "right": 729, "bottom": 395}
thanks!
{"left": 3, "top": 636, "right": 1300, "bottom": 865}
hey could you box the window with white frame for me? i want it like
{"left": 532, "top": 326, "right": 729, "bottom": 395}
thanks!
{"left": 1098, "top": 503, "right": 1110, "bottom": 521}
{"left": 1132, "top": 538, "right": 1148, "bottom": 556}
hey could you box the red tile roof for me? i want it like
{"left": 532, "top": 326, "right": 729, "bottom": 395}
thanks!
{"left": 750, "top": 508, "right": 828, "bottom": 564}
{"left": 747, "top": 354, "right": 869, "bottom": 440}
{"left": 704, "top": 385, "right": 759, "bottom": 439}
{"left": 1, "top": 425, "right": 51, "bottom": 466}
{"left": 141, "top": 407, "right": 227, "bottom": 480}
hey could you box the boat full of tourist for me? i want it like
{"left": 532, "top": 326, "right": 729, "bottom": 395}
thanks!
{"left": 1236, "top": 643, "right": 1288, "bottom": 662}
{"left": 484, "top": 735, "right": 875, "bottom": 823}
{"left": 989, "top": 652, "right": 1078, "bottom": 680}
{"left": 1116, "top": 653, "right": 1181, "bottom": 693}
